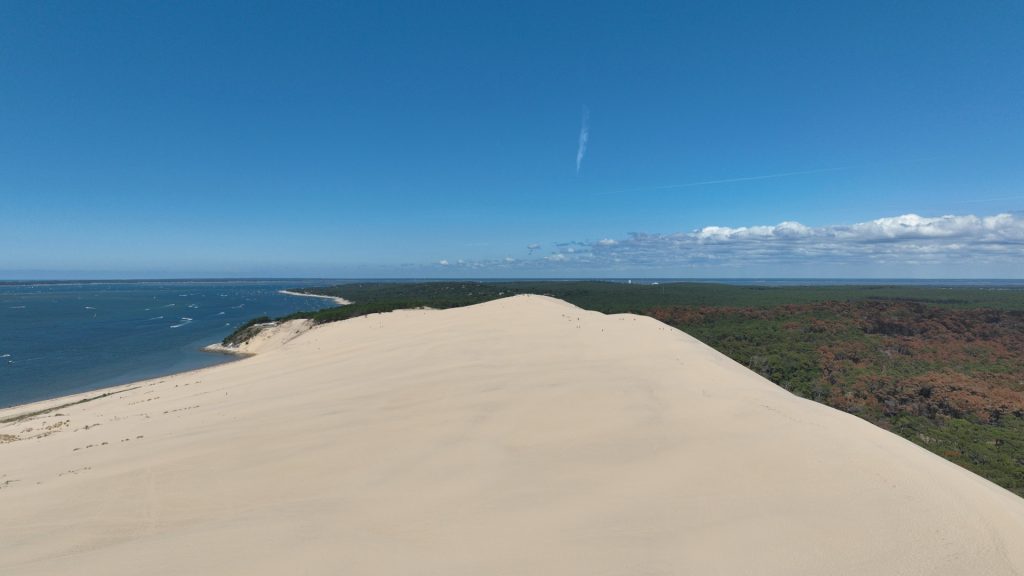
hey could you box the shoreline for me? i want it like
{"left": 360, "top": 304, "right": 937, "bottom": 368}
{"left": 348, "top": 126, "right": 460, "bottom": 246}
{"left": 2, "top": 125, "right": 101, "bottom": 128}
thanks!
{"left": 201, "top": 343, "right": 257, "bottom": 357}
{"left": 0, "top": 348, "right": 246, "bottom": 413}
{"left": 3, "top": 295, "right": 1024, "bottom": 574}
{"left": 0, "top": 291, "right": 343, "bottom": 412}
{"left": 278, "top": 289, "right": 351, "bottom": 305}
{"left": 0, "top": 356, "right": 241, "bottom": 418}
{"left": 2, "top": 312, "right": 311, "bottom": 415}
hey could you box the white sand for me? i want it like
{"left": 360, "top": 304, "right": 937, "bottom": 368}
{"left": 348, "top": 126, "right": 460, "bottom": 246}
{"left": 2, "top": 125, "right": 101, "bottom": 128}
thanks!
{"left": 204, "top": 319, "right": 314, "bottom": 355}
{"left": 278, "top": 289, "right": 352, "bottom": 305}
{"left": 1, "top": 295, "right": 1022, "bottom": 575}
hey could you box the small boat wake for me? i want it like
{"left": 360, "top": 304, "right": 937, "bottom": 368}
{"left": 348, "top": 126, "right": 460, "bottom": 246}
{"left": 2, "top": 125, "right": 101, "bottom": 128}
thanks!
{"left": 169, "top": 317, "right": 194, "bottom": 329}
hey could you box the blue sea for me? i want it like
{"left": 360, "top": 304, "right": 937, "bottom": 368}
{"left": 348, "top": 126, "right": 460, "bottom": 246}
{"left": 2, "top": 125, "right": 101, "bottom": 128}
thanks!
{"left": 4, "top": 277, "right": 1022, "bottom": 409}
{"left": 0, "top": 280, "right": 343, "bottom": 408}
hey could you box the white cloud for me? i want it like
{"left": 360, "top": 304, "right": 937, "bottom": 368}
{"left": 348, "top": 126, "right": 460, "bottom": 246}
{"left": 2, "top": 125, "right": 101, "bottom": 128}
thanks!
{"left": 438, "top": 259, "right": 449, "bottom": 266}
{"left": 841, "top": 213, "right": 1024, "bottom": 242}
{"left": 474, "top": 212, "right": 1024, "bottom": 273}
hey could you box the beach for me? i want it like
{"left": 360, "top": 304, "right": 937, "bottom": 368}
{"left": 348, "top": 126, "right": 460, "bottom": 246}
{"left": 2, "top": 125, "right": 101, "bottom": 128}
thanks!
{"left": 0, "top": 280, "right": 344, "bottom": 408}
{"left": 2, "top": 295, "right": 1023, "bottom": 575}
{"left": 278, "top": 289, "right": 352, "bottom": 305}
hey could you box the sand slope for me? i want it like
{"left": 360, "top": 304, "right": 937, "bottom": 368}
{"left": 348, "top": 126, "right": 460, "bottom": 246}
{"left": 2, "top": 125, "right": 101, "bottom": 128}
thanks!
{"left": 2, "top": 295, "right": 1023, "bottom": 575}
{"left": 204, "top": 318, "right": 314, "bottom": 355}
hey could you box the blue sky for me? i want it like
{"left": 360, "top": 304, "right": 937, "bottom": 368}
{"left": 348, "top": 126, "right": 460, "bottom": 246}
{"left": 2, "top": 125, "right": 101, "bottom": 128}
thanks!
{"left": 1, "top": 1, "right": 1022, "bottom": 278}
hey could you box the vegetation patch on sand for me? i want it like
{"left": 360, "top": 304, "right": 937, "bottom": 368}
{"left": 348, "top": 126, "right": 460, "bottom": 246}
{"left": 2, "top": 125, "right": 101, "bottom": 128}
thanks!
{"left": 221, "top": 316, "right": 274, "bottom": 347}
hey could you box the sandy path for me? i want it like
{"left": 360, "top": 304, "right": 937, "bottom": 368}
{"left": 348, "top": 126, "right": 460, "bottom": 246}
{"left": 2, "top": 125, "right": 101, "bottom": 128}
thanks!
{"left": 1, "top": 295, "right": 1022, "bottom": 575}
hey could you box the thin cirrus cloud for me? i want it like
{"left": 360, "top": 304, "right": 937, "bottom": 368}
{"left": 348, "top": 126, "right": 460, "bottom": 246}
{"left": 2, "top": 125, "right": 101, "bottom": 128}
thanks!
{"left": 436, "top": 213, "right": 1024, "bottom": 273}
{"left": 575, "top": 106, "right": 589, "bottom": 176}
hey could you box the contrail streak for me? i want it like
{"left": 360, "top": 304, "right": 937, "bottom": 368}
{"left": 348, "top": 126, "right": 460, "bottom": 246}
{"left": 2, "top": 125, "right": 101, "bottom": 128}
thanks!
{"left": 598, "top": 166, "right": 851, "bottom": 195}
{"left": 576, "top": 106, "right": 589, "bottom": 175}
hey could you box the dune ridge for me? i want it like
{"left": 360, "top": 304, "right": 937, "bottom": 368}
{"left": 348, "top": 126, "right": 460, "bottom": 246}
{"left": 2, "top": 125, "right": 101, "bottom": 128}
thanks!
{"left": 1, "top": 295, "right": 1023, "bottom": 575}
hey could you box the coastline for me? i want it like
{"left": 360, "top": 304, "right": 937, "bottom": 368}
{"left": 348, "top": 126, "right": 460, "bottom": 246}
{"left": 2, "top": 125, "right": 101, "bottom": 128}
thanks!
{"left": 3, "top": 295, "right": 1024, "bottom": 574}
{"left": 202, "top": 319, "right": 314, "bottom": 357}
{"left": 278, "top": 289, "right": 352, "bottom": 305}
{"left": 0, "top": 280, "right": 348, "bottom": 411}
{"left": 200, "top": 343, "right": 256, "bottom": 357}
{"left": 0, "top": 288, "right": 341, "bottom": 412}
{"left": 0, "top": 344, "right": 244, "bottom": 412}
{"left": 0, "top": 357, "right": 240, "bottom": 420}
{"left": 1, "top": 315, "right": 311, "bottom": 417}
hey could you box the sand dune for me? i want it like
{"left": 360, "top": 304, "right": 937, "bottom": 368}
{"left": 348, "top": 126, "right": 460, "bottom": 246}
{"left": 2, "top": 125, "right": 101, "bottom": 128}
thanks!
{"left": 204, "top": 318, "right": 314, "bottom": 355}
{"left": 2, "top": 295, "right": 1023, "bottom": 575}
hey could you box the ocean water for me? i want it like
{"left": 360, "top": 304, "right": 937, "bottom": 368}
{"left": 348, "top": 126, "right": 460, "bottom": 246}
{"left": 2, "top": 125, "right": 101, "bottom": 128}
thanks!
{"left": 0, "top": 280, "right": 343, "bottom": 408}
{"left": 5, "top": 277, "right": 1021, "bottom": 409}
